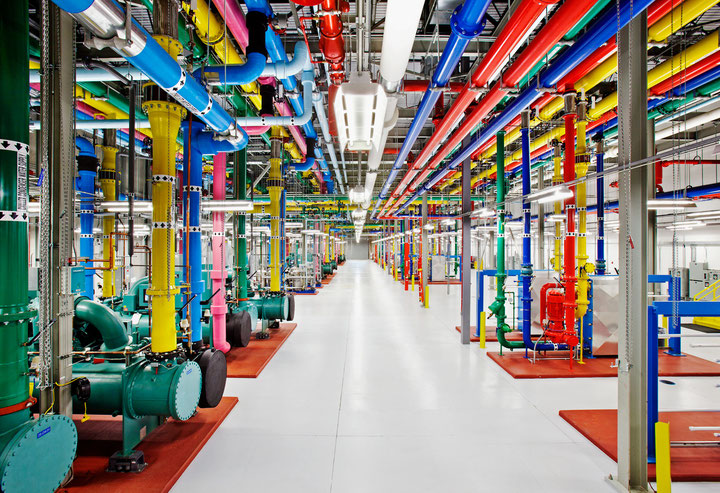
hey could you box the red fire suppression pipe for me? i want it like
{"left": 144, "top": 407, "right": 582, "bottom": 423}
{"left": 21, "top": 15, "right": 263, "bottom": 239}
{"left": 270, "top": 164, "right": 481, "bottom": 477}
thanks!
{"left": 562, "top": 93, "right": 578, "bottom": 357}
{"left": 319, "top": 0, "right": 348, "bottom": 86}
{"left": 402, "top": 80, "right": 465, "bottom": 93}
{"left": 404, "top": 238, "right": 410, "bottom": 291}
{"left": 381, "top": 0, "right": 593, "bottom": 216}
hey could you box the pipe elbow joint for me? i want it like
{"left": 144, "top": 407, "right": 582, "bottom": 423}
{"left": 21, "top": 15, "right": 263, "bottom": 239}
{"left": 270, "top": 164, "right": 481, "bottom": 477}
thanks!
{"left": 449, "top": 5, "right": 487, "bottom": 40}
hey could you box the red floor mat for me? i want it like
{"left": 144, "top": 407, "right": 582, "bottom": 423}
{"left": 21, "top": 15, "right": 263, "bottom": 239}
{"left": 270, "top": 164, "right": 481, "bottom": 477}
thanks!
{"left": 428, "top": 280, "right": 461, "bottom": 285}
{"left": 560, "top": 409, "right": 720, "bottom": 481}
{"left": 321, "top": 274, "right": 336, "bottom": 285}
{"left": 487, "top": 350, "right": 720, "bottom": 379}
{"left": 454, "top": 325, "right": 523, "bottom": 342}
{"left": 225, "top": 322, "right": 297, "bottom": 378}
{"left": 61, "top": 397, "right": 238, "bottom": 493}
{"left": 292, "top": 291, "right": 318, "bottom": 295}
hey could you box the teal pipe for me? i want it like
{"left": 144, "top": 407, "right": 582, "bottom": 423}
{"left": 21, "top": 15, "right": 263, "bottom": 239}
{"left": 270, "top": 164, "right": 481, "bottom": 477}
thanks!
{"left": 75, "top": 296, "right": 131, "bottom": 351}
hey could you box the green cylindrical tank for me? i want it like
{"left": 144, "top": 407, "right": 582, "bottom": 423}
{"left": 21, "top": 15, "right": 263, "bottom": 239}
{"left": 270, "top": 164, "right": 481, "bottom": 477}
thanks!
{"left": 0, "top": 411, "right": 77, "bottom": 493}
{"left": 244, "top": 295, "right": 290, "bottom": 321}
{"left": 71, "top": 359, "right": 201, "bottom": 421}
{"left": 322, "top": 263, "right": 333, "bottom": 276}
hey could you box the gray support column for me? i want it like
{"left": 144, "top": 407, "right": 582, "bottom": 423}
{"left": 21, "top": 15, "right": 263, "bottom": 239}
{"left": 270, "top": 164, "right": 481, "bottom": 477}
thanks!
{"left": 460, "top": 137, "right": 471, "bottom": 344}
{"left": 615, "top": 9, "right": 649, "bottom": 492}
{"left": 537, "top": 166, "right": 546, "bottom": 270}
{"left": 647, "top": 117, "right": 657, "bottom": 279}
{"left": 421, "top": 196, "right": 429, "bottom": 303}
{"left": 41, "top": 5, "right": 75, "bottom": 417}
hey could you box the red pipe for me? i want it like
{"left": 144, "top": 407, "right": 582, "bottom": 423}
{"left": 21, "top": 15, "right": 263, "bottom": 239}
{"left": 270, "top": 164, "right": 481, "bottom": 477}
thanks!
{"left": 385, "top": 0, "right": 680, "bottom": 211}
{"left": 651, "top": 50, "right": 720, "bottom": 95}
{"left": 292, "top": 0, "right": 324, "bottom": 5}
{"left": 382, "top": 0, "right": 595, "bottom": 215}
{"left": 562, "top": 101, "right": 577, "bottom": 349}
{"left": 402, "top": 80, "right": 465, "bottom": 93}
{"left": 319, "top": 0, "right": 348, "bottom": 85}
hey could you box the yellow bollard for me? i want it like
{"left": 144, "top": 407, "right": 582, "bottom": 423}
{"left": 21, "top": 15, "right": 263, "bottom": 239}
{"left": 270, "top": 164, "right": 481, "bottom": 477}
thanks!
{"left": 411, "top": 275, "right": 415, "bottom": 291}
{"left": 424, "top": 286, "right": 429, "bottom": 308}
{"left": 479, "top": 312, "right": 486, "bottom": 349}
{"left": 655, "top": 421, "right": 672, "bottom": 493}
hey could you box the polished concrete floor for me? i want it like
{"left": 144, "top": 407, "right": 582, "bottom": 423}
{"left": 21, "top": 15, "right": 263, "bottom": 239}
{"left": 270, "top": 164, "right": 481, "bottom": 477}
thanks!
{"left": 174, "top": 260, "right": 719, "bottom": 493}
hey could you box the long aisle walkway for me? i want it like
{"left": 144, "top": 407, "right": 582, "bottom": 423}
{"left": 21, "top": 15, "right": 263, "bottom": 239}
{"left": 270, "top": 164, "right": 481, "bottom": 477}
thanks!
{"left": 173, "top": 261, "right": 716, "bottom": 493}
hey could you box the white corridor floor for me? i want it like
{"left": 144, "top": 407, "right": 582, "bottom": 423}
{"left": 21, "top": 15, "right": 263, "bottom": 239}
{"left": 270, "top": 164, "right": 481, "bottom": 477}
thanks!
{"left": 173, "top": 260, "right": 720, "bottom": 493}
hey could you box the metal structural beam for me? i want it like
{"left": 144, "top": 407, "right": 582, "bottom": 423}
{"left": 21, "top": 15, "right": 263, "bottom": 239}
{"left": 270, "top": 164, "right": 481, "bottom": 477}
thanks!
{"left": 615, "top": 8, "right": 649, "bottom": 493}
{"left": 460, "top": 136, "right": 471, "bottom": 345}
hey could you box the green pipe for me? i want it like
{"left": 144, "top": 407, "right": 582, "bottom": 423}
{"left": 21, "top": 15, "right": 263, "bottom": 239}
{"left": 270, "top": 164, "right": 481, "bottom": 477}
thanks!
{"left": 74, "top": 297, "right": 131, "bottom": 352}
{"left": 488, "top": 131, "right": 523, "bottom": 351}
{"left": 564, "top": 0, "right": 613, "bottom": 40}
{"left": 0, "top": 4, "right": 76, "bottom": 492}
{"left": 244, "top": 296, "right": 289, "bottom": 320}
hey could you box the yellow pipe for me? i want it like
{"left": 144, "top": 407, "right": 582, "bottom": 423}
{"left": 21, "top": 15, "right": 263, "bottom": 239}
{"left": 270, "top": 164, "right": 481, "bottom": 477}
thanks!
{"left": 143, "top": 36, "right": 186, "bottom": 354}
{"left": 268, "top": 127, "right": 283, "bottom": 292}
{"left": 590, "top": 29, "right": 720, "bottom": 119}
{"left": 324, "top": 224, "right": 330, "bottom": 263}
{"left": 575, "top": 101, "right": 590, "bottom": 319}
{"left": 552, "top": 143, "right": 563, "bottom": 274}
{"left": 183, "top": 0, "right": 261, "bottom": 108}
{"left": 650, "top": 0, "right": 719, "bottom": 42}
{"left": 100, "top": 146, "right": 118, "bottom": 298}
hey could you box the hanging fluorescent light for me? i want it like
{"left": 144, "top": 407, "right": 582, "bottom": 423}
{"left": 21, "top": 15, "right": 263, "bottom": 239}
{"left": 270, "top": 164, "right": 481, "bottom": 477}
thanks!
{"left": 647, "top": 199, "right": 696, "bottom": 210}
{"left": 423, "top": 223, "right": 435, "bottom": 230}
{"left": 527, "top": 186, "right": 573, "bottom": 204}
{"left": 546, "top": 214, "right": 565, "bottom": 222}
{"left": 348, "top": 185, "right": 369, "bottom": 204}
{"left": 687, "top": 210, "right": 720, "bottom": 219}
{"left": 102, "top": 200, "right": 153, "bottom": 213}
{"left": 333, "top": 72, "right": 388, "bottom": 152}
{"left": 471, "top": 207, "right": 494, "bottom": 218}
{"left": 201, "top": 200, "right": 254, "bottom": 212}
{"left": 665, "top": 220, "right": 704, "bottom": 230}
{"left": 285, "top": 222, "right": 304, "bottom": 229}
{"left": 441, "top": 218, "right": 455, "bottom": 226}
{"left": 300, "top": 229, "right": 321, "bottom": 235}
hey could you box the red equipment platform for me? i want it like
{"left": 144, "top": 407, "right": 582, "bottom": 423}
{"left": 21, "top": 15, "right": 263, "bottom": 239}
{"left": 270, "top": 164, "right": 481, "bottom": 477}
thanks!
{"left": 225, "top": 322, "right": 297, "bottom": 378}
{"left": 560, "top": 409, "right": 720, "bottom": 481}
{"left": 487, "top": 350, "right": 720, "bottom": 379}
{"left": 62, "top": 397, "right": 237, "bottom": 493}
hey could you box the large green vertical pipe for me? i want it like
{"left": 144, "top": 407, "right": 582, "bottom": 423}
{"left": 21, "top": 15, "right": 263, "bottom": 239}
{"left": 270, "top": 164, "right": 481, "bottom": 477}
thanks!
{"left": 234, "top": 113, "right": 249, "bottom": 301}
{"left": 0, "top": 0, "right": 34, "bottom": 409}
{"left": 489, "top": 131, "right": 523, "bottom": 351}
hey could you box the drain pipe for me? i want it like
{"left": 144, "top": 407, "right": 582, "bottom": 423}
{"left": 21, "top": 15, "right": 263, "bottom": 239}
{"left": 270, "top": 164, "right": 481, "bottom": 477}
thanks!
{"left": 489, "top": 131, "right": 523, "bottom": 351}
{"left": 595, "top": 136, "right": 606, "bottom": 275}
{"left": 76, "top": 137, "right": 98, "bottom": 299}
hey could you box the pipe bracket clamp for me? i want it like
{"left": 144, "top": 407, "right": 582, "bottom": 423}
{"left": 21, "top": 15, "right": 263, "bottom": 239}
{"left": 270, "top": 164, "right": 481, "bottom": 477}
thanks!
{"left": 153, "top": 174, "right": 176, "bottom": 184}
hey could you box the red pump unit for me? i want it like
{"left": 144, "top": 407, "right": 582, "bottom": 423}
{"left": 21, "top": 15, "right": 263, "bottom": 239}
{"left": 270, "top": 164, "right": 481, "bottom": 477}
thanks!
{"left": 539, "top": 283, "right": 579, "bottom": 347}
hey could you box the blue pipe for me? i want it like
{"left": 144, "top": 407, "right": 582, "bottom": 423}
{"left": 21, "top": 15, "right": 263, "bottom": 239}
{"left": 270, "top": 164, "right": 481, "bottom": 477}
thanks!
{"left": 53, "top": 0, "right": 244, "bottom": 137}
{"left": 520, "top": 125, "right": 533, "bottom": 349}
{"left": 596, "top": 144, "right": 606, "bottom": 275}
{"left": 195, "top": 52, "right": 267, "bottom": 86}
{"left": 396, "top": 0, "right": 655, "bottom": 212}
{"left": 182, "top": 121, "right": 207, "bottom": 345}
{"left": 374, "top": 0, "right": 491, "bottom": 214}
{"left": 75, "top": 137, "right": 97, "bottom": 299}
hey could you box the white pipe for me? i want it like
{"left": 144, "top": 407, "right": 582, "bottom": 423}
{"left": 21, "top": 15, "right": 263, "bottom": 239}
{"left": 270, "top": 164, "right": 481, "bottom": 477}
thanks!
{"left": 30, "top": 66, "right": 148, "bottom": 83}
{"left": 31, "top": 119, "right": 151, "bottom": 130}
{"left": 313, "top": 91, "right": 345, "bottom": 194}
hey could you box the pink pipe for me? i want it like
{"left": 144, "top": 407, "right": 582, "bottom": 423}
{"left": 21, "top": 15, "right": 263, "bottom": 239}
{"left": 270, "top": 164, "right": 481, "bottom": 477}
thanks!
{"left": 211, "top": 0, "right": 249, "bottom": 54}
{"left": 275, "top": 101, "right": 307, "bottom": 155}
{"left": 211, "top": 153, "right": 231, "bottom": 353}
{"left": 245, "top": 125, "right": 270, "bottom": 136}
